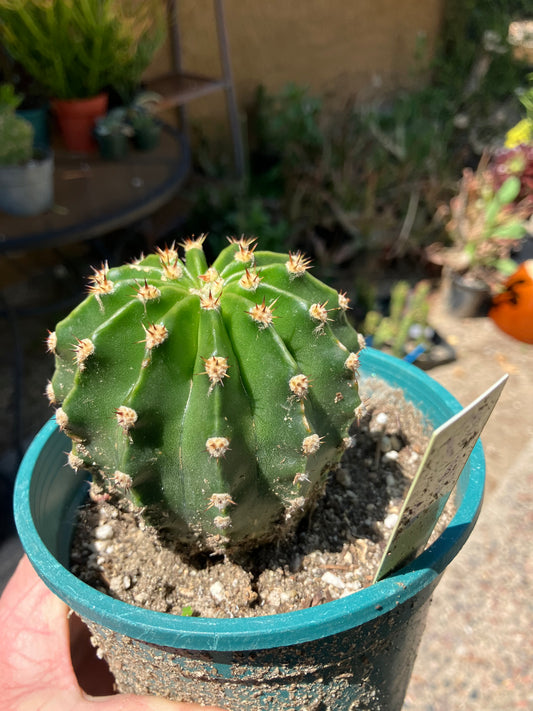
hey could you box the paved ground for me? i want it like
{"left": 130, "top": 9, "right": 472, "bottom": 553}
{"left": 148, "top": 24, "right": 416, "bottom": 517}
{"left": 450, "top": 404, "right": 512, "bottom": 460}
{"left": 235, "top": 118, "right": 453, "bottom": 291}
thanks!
{"left": 402, "top": 285, "right": 533, "bottom": 710}
{"left": 1, "top": 246, "right": 532, "bottom": 708}
{"left": 403, "top": 436, "right": 533, "bottom": 710}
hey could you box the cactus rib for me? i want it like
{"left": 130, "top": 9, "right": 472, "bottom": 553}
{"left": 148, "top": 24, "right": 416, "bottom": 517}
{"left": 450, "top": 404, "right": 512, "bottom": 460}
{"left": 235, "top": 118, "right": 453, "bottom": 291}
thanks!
{"left": 49, "top": 238, "right": 363, "bottom": 552}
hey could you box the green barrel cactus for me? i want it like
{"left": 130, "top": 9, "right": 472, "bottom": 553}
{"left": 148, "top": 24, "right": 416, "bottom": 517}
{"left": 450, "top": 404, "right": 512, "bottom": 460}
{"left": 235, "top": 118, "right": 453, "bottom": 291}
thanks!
{"left": 47, "top": 237, "right": 364, "bottom": 552}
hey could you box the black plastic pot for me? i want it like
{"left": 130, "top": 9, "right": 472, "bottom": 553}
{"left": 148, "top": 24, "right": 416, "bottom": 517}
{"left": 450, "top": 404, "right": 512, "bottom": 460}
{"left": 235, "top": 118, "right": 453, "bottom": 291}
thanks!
{"left": 132, "top": 122, "right": 161, "bottom": 151}
{"left": 446, "top": 272, "right": 492, "bottom": 318}
{"left": 95, "top": 131, "right": 130, "bottom": 161}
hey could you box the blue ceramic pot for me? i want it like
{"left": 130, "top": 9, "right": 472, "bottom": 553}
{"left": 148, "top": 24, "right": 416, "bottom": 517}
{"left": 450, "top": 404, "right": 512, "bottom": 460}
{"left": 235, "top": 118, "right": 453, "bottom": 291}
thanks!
{"left": 13, "top": 348, "right": 485, "bottom": 710}
{"left": 17, "top": 105, "right": 50, "bottom": 150}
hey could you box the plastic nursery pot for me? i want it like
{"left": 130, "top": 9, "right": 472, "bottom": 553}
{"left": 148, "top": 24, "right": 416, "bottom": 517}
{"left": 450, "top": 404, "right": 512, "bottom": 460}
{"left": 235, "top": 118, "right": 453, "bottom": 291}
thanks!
{"left": 95, "top": 132, "right": 130, "bottom": 161}
{"left": 14, "top": 348, "right": 485, "bottom": 711}
{"left": 51, "top": 93, "right": 108, "bottom": 153}
{"left": 446, "top": 271, "right": 492, "bottom": 318}
{"left": 132, "top": 122, "right": 162, "bottom": 151}
{"left": 0, "top": 149, "right": 54, "bottom": 217}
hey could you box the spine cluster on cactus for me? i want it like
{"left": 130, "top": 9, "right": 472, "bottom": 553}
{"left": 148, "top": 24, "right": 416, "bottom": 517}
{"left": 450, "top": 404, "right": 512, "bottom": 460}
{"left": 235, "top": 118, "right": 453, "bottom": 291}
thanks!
{"left": 47, "top": 237, "right": 364, "bottom": 552}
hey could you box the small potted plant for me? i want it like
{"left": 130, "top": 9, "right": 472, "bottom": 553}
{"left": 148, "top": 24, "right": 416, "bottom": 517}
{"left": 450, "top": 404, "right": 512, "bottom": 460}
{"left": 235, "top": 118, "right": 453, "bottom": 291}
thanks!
{"left": 429, "top": 154, "right": 528, "bottom": 316}
{"left": 0, "top": 51, "right": 51, "bottom": 150}
{"left": 14, "top": 237, "right": 489, "bottom": 709}
{"left": 127, "top": 104, "right": 162, "bottom": 151}
{"left": 0, "top": 83, "right": 53, "bottom": 216}
{"left": 494, "top": 76, "right": 533, "bottom": 228}
{"left": 362, "top": 281, "right": 455, "bottom": 368}
{"left": 0, "top": 0, "right": 164, "bottom": 152}
{"left": 94, "top": 108, "right": 134, "bottom": 161}
{"left": 487, "top": 81, "right": 533, "bottom": 343}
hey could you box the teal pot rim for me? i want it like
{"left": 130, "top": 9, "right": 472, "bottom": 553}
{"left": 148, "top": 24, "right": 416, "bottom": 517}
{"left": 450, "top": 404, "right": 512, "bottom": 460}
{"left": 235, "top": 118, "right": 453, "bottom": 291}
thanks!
{"left": 14, "top": 348, "right": 484, "bottom": 652}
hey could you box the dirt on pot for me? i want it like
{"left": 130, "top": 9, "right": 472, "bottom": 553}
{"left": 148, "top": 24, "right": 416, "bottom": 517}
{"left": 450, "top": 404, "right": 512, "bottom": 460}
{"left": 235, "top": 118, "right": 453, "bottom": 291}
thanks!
{"left": 70, "top": 378, "right": 455, "bottom": 619}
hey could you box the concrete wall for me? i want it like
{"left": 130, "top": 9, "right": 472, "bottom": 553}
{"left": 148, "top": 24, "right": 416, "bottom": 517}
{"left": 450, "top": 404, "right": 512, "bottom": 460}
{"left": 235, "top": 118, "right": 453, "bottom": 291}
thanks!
{"left": 146, "top": 0, "right": 444, "bottom": 132}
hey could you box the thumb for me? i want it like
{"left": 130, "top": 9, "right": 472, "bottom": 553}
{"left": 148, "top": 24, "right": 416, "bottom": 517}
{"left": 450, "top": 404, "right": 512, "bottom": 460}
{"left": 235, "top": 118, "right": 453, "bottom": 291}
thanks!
{"left": 0, "top": 557, "right": 228, "bottom": 711}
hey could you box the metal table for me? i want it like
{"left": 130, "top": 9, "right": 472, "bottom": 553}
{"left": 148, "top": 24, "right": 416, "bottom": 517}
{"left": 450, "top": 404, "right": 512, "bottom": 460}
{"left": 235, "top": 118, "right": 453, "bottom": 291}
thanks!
{"left": 0, "top": 123, "right": 190, "bottom": 466}
{"left": 0, "top": 123, "right": 190, "bottom": 253}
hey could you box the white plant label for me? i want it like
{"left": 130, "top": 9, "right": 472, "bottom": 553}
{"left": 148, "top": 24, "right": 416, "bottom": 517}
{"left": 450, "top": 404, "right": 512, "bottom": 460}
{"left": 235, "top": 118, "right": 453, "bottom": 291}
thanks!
{"left": 374, "top": 374, "right": 508, "bottom": 582}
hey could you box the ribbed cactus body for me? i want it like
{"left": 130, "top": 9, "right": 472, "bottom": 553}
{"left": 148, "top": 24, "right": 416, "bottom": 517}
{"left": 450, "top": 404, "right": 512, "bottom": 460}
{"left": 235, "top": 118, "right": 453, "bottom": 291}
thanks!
{"left": 49, "top": 238, "right": 362, "bottom": 551}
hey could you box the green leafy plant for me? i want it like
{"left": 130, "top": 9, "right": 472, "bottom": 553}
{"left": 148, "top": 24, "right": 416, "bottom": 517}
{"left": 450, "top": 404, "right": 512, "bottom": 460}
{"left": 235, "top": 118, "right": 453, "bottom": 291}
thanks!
{"left": 248, "top": 83, "right": 462, "bottom": 262}
{"left": 434, "top": 0, "right": 530, "bottom": 145}
{"left": 434, "top": 156, "right": 527, "bottom": 286}
{"left": 0, "top": 82, "right": 33, "bottom": 165}
{"left": 185, "top": 2, "right": 531, "bottom": 267}
{"left": 0, "top": 81, "right": 22, "bottom": 110}
{"left": 0, "top": 0, "right": 164, "bottom": 100}
{"left": 47, "top": 237, "right": 363, "bottom": 554}
{"left": 496, "top": 74, "right": 533, "bottom": 218}
{"left": 252, "top": 83, "right": 324, "bottom": 172}
{"left": 183, "top": 180, "right": 291, "bottom": 258}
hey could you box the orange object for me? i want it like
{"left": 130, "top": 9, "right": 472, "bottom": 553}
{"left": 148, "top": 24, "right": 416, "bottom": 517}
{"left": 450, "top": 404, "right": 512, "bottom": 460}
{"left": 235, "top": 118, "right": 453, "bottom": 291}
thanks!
{"left": 489, "top": 260, "right": 533, "bottom": 344}
{"left": 51, "top": 93, "right": 108, "bottom": 153}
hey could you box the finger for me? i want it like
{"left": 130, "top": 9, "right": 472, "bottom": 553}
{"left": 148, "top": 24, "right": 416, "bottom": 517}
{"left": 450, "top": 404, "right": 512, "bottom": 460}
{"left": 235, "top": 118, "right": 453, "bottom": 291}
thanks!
{"left": 69, "top": 613, "right": 115, "bottom": 696}
{"left": 0, "top": 555, "right": 93, "bottom": 709}
{"left": 1, "top": 558, "right": 227, "bottom": 711}
{"left": 0, "top": 555, "right": 81, "bottom": 690}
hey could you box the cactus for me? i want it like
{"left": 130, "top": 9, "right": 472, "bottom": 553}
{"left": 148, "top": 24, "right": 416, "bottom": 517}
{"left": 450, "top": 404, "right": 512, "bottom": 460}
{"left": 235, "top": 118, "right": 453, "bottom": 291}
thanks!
{"left": 47, "top": 237, "right": 364, "bottom": 553}
{"left": 363, "top": 281, "right": 431, "bottom": 358}
{"left": 0, "top": 83, "right": 34, "bottom": 165}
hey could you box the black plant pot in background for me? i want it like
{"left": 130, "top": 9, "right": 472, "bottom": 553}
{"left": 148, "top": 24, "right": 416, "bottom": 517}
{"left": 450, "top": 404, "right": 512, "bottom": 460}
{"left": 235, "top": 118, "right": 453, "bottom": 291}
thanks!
{"left": 132, "top": 122, "right": 161, "bottom": 151}
{"left": 95, "top": 132, "right": 130, "bottom": 161}
{"left": 446, "top": 271, "right": 492, "bottom": 318}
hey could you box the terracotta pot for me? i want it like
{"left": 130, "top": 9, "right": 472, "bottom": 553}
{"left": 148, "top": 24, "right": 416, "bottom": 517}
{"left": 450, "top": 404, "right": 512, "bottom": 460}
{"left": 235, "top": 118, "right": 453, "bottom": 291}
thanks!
{"left": 51, "top": 93, "right": 108, "bottom": 153}
{"left": 489, "top": 260, "right": 533, "bottom": 343}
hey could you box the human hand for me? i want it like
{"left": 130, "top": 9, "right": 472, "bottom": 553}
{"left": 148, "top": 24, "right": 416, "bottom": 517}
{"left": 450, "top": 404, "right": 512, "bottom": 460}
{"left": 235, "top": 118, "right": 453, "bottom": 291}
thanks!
{"left": 0, "top": 555, "right": 227, "bottom": 711}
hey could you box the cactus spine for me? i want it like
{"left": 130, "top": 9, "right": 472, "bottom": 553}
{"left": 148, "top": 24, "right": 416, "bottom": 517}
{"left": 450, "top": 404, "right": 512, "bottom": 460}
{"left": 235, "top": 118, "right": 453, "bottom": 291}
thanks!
{"left": 48, "top": 238, "right": 363, "bottom": 552}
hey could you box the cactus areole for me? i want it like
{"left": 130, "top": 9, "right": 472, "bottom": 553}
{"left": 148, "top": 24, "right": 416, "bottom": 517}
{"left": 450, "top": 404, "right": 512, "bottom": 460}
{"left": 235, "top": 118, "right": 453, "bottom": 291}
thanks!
{"left": 48, "top": 237, "right": 363, "bottom": 552}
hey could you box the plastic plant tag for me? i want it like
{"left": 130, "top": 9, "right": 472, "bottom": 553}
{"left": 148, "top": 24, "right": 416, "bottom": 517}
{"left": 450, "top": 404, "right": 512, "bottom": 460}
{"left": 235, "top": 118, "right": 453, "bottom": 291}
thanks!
{"left": 374, "top": 374, "right": 508, "bottom": 582}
